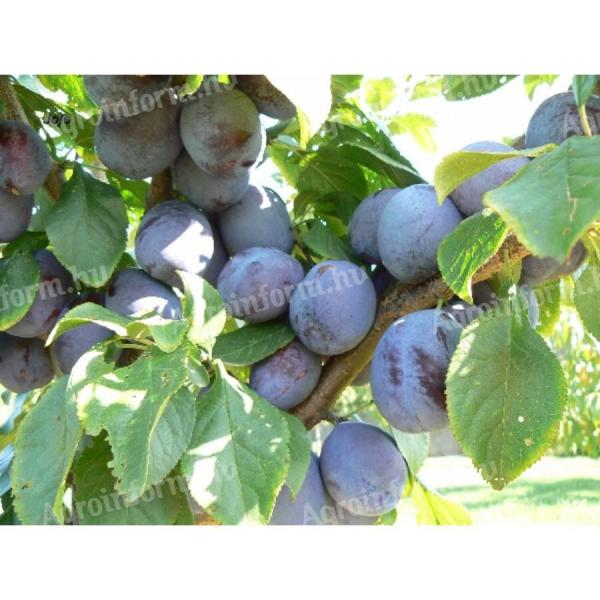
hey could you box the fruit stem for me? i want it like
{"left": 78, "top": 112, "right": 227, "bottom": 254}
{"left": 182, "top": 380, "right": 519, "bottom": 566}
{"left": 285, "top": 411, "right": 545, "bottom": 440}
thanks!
{"left": 578, "top": 105, "right": 593, "bottom": 137}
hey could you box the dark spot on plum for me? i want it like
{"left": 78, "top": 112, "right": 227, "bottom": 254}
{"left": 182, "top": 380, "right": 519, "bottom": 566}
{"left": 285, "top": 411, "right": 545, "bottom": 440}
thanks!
{"left": 383, "top": 348, "right": 402, "bottom": 386}
{"left": 414, "top": 347, "right": 447, "bottom": 410}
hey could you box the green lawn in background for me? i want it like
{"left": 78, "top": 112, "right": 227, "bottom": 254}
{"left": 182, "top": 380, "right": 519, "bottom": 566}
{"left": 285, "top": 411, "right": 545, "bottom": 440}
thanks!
{"left": 406, "top": 456, "right": 600, "bottom": 525}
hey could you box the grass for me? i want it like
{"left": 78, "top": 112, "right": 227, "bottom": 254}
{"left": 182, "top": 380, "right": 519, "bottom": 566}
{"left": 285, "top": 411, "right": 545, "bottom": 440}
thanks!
{"left": 404, "top": 456, "right": 600, "bottom": 525}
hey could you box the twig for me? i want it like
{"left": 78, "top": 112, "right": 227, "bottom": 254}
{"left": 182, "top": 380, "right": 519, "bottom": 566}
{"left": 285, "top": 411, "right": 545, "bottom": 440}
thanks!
{"left": 292, "top": 236, "right": 530, "bottom": 429}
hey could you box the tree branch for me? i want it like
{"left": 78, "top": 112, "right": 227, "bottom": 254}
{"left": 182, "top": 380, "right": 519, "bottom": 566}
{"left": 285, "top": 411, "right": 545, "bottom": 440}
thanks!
{"left": 0, "top": 75, "right": 63, "bottom": 200}
{"left": 292, "top": 236, "right": 529, "bottom": 429}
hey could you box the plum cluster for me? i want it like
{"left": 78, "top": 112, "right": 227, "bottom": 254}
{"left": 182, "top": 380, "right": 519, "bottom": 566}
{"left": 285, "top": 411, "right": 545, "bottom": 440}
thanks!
{"left": 271, "top": 422, "right": 407, "bottom": 525}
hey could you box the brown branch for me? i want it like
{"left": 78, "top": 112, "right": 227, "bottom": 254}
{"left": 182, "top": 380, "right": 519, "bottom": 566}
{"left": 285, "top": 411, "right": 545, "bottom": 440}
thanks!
{"left": 0, "top": 75, "right": 63, "bottom": 201}
{"left": 146, "top": 168, "right": 173, "bottom": 210}
{"left": 292, "top": 236, "right": 530, "bottom": 429}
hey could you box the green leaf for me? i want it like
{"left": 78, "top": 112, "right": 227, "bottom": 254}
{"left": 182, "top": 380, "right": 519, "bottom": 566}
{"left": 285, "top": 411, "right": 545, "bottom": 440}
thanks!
{"left": 46, "top": 302, "right": 131, "bottom": 344}
{"left": 388, "top": 113, "right": 437, "bottom": 152}
{"left": 391, "top": 430, "right": 430, "bottom": 475}
{"left": 437, "top": 211, "right": 508, "bottom": 303}
{"left": 265, "top": 75, "right": 332, "bottom": 147}
{"left": 297, "top": 146, "right": 368, "bottom": 199}
{"left": 301, "top": 218, "right": 354, "bottom": 261}
{"left": 181, "top": 362, "right": 290, "bottom": 524}
{"left": 447, "top": 309, "right": 567, "bottom": 490}
{"left": 434, "top": 145, "right": 551, "bottom": 203}
{"left": 572, "top": 76, "right": 598, "bottom": 108}
{"left": 523, "top": 75, "right": 558, "bottom": 100}
{"left": 12, "top": 378, "right": 83, "bottom": 524}
{"left": 46, "top": 165, "right": 128, "bottom": 287}
{"left": 29, "top": 187, "right": 56, "bottom": 231}
{"left": 442, "top": 75, "right": 516, "bottom": 101}
{"left": 0, "top": 250, "right": 40, "bottom": 331}
{"left": 213, "top": 321, "right": 295, "bottom": 366}
{"left": 72, "top": 436, "right": 181, "bottom": 525}
{"left": 364, "top": 78, "right": 396, "bottom": 112}
{"left": 179, "top": 271, "right": 227, "bottom": 346}
{"left": 485, "top": 137, "right": 600, "bottom": 262}
{"left": 281, "top": 413, "right": 311, "bottom": 498}
{"left": 339, "top": 141, "right": 424, "bottom": 188}
{"left": 137, "top": 314, "right": 189, "bottom": 353}
{"left": 574, "top": 258, "right": 600, "bottom": 341}
{"left": 412, "top": 480, "right": 472, "bottom": 525}
{"left": 331, "top": 75, "right": 362, "bottom": 102}
{"left": 70, "top": 344, "right": 193, "bottom": 502}
{"left": 38, "top": 75, "right": 95, "bottom": 113}
{"left": 535, "top": 280, "right": 562, "bottom": 336}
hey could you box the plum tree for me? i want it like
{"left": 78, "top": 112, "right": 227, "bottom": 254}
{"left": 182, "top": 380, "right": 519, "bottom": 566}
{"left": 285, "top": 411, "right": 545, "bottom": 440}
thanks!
{"left": 450, "top": 141, "right": 529, "bottom": 216}
{"left": 202, "top": 221, "right": 229, "bottom": 286}
{"left": 249, "top": 339, "right": 322, "bottom": 410}
{"left": 0, "top": 187, "right": 33, "bottom": 242}
{"left": 0, "top": 334, "right": 54, "bottom": 393}
{"left": 83, "top": 75, "right": 172, "bottom": 118}
{"left": 180, "top": 88, "right": 264, "bottom": 178}
{"left": 348, "top": 189, "right": 398, "bottom": 264}
{"left": 172, "top": 151, "right": 249, "bottom": 213}
{"left": 95, "top": 102, "right": 182, "bottom": 180}
{"left": 7, "top": 250, "right": 74, "bottom": 339}
{"left": 370, "top": 309, "right": 462, "bottom": 433}
{"left": 525, "top": 92, "right": 600, "bottom": 147}
{"left": 289, "top": 260, "right": 377, "bottom": 355}
{"left": 319, "top": 422, "right": 407, "bottom": 517}
{"left": 52, "top": 316, "right": 113, "bottom": 374}
{"left": 0, "top": 120, "right": 51, "bottom": 196}
{"left": 520, "top": 242, "right": 587, "bottom": 287}
{"left": 135, "top": 200, "right": 214, "bottom": 288}
{"left": 218, "top": 185, "right": 294, "bottom": 255}
{"left": 105, "top": 268, "right": 182, "bottom": 320}
{"left": 270, "top": 453, "right": 378, "bottom": 525}
{"left": 235, "top": 75, "right": 296, "bottom": 120}
{"left": 378, "top": 184, "right": 462, "bottom": 284}
{"left": 217, "top": 247, "right": 304, "bottom": 323}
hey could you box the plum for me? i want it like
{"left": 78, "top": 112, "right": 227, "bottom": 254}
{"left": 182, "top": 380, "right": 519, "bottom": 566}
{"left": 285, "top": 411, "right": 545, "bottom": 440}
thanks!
{"left": 0, "top": 187, "right": 33, "bottom": 242}
{"left": 289, "top": 260, "right": 377, "bottom": 355}
{"left": 270, "top": 453, "right": 378, "bottom": 525}
{"left": 0, "top": 334, "right": 54, "bottom": 393}
{"left": 235, "top": 75, "right": 296, "bottom": 120}
{"left": 450, "top": 141, "right": 529, "bottom": 216}
{"left": 525, "top": 92, "right": 600, "bottom": 148}
{"left": 52, "top": 317, "right": 113, "bottom": 375}
{"left": 378, "top": 184, "right": 462, "bottom": 284}
{"left": 180, "top": 88, "right": 264, "bottom": 178}
{"left": 95, "top": 102, "right": 182, "bottom": 180}
{"left": 202, "top": 222, "right": 229, "bottom": 286}
{"left": 135, "top": 200, "right": 214, "bottom": 288}
{"left": 217, "top": 247, "right": 304, "bottom": 323}
{"left": 84, "top": 75, "right": 172, "bottom": 118}
{"left": 320, "top": 422, "right": 407, "bottom": 517}
{"left": 6, "top": 250, "right": 73, "bottom": 339}
{"left": 218, "top": 185, "right": 294, "bottom": 255}
{"left": 270, "top": 454, "right": 331, "bottom": 525}
{"left": 249, "top": 339, "right": 321, "bottom": 410}
{"left": 105, "top": 268, "right": 182, "bottom": 320}
{"left": 370, "top": 309, "right": 462, "bottom": 433}
{"left": 172, "top": 151, "right": 249, "bottom": 213}
{"left": 442, "top": 299, "right": 484, "bottom": 329}
{"left": 520, "top": 242, "right": 587, "bottom": 287}
{"left": 0, "top": 120, "right": 51, "bottom": 196}
{"left": 348, "top": 189, "right": 398, "bottom": 264}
